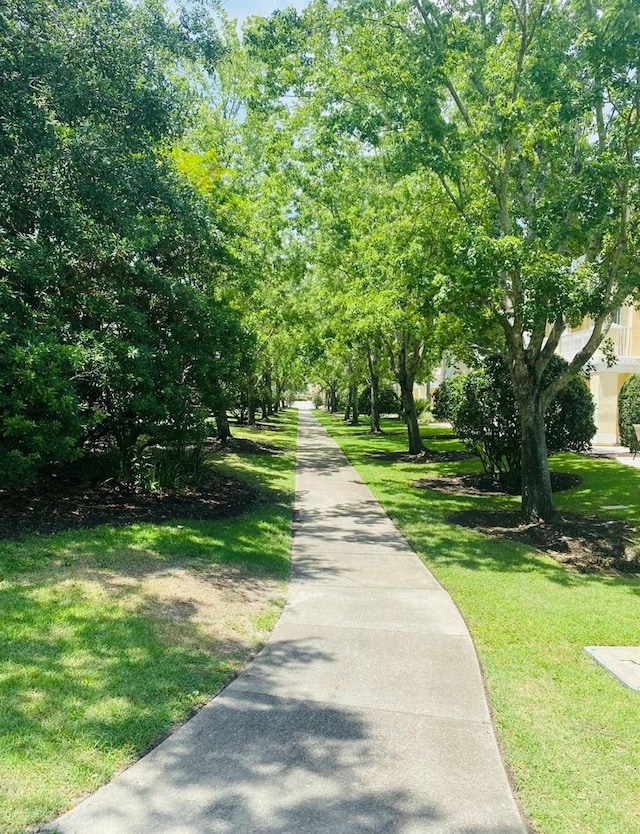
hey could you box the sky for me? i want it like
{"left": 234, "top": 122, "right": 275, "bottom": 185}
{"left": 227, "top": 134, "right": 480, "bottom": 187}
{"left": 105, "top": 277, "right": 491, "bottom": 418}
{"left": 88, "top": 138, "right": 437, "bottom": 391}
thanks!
{"left": 220, "top": 0, "right": 308, "bottom": 22}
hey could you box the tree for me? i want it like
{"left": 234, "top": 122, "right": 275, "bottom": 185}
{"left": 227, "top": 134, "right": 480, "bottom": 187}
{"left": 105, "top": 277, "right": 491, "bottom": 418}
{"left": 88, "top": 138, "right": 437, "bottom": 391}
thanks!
{"left": 295, "top": 0, "right": 640, "bottom": 519}
{"left": 0, "top": 0, "right": 247, "bottom": 486}
{"left": 435, "top": 355, "right": 596, "bottom": 485}
{"left": 410, "top": 0, "right": 640, "bottom": 519}
{"left": 353, "top": 173, "right": 454, "bottom": 452}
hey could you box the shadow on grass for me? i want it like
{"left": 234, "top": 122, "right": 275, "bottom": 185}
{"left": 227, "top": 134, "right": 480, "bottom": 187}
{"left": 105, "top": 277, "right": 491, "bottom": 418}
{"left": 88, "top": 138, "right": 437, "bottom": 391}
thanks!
{"left": 553, "top": 452, "right": 640, "bottom": 517}
{"left": 0, "top": 508, "right": 292, "bottom": 581}
{"left": 0, "top": 579, "right": 251, "bottom": 771}
{"left": 316, "top": 417, "right": 640, "bottom": 595}
{"left": 42, "top": 669, "right": 524, "bottom": 834}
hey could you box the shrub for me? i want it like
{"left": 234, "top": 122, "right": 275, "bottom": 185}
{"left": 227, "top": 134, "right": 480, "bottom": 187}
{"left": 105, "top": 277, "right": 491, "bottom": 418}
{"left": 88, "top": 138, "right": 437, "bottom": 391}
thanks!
{"left": 148, "top": 441, "right": 208, "bottom": 491}
{"left": 544, "top": 361, "right": 597, "bottom": 456}
{"left": 414, "top": 398, "right": 431, "bottom": 420}
{"left": 358, "top": 386, "right": 401, "bottom": 416}
{"left": 432, "top": 374, "right": 466, "bottom": 423}
{"left": 436, "top": 354, "right": 595, "bottom": 481}
{"left": 618, "top": 375, "right": 640, "bottom": 452}
{"left": 0, "top": 338, "right": 83, "bottom": 489}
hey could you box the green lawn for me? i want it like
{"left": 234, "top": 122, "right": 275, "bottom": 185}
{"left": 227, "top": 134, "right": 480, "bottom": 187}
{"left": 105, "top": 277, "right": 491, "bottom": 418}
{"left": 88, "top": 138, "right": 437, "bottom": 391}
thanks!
{"left": 317, "top": 411, "right": 640, "bottom": 834}
{"left": 0, "top": 409, "right": 297, "bottom": 834}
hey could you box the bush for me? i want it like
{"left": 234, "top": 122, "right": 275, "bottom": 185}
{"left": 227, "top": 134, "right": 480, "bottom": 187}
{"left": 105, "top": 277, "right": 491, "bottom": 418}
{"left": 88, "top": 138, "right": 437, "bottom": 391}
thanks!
{"left": 435, "top": 354, "right": 595, "bottom": 481}
{"left": 432, "top": 374, "right": 466, "bottom": 423}
{"left": 544, "top": 362, "right": 597, "bottom": 456}
{"left": 618, "top": 375, "right": 640, "bottom": 452}
{"left": 358, "top": 386, "right": 401, "bottom": 416}
{"left": 414, "top": 398, "right": 431, "bottom": 420}
{"left": 148, "top": 441, "right": 208, "bottom": 491}
{"left": 0, "top": 338, "right": 83, "bottom": 489}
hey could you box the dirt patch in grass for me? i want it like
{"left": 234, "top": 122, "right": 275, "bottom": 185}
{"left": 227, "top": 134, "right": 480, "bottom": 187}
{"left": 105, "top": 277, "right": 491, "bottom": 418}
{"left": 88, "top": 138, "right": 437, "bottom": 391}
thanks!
{"left": 207, "top": 437, "right": 286, "bottom": 455}
{"left": 100, "top": 561, "right": 285, "bottom": 657}
{"left": 448, "top": 508, "right": 640, "bottom": 574}
{"left": 413, "top": 473, "right": 639, "bottom": 573}
{"left": 0, "top": 470, "right": 258, "bottom": 540}
{"left": 47, "top": 561, "right": 286, "bottom": 760}
{"left": 413, "top": 471, "right": 581, "bottom": 496}
{"left": 367, "top": 448, "right": 476, "bottom": 464}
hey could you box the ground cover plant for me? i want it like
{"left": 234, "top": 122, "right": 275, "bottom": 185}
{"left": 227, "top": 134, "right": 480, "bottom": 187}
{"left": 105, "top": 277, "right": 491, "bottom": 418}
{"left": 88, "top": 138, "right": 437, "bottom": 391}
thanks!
{"left": 0, "top": 410, "right": 297, "bottom": 834}
{"left": 316, "top": 411, "right": 640, "bottom": 834}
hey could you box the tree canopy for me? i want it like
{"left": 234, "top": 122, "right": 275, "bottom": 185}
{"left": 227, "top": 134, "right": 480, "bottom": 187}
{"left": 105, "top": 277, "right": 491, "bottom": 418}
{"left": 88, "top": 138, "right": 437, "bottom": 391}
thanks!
{"left": 2, "top": 0, "right": 639, "bottom": 521}
{"left": 238, "top": 0, "right": 640, "bottom": 520}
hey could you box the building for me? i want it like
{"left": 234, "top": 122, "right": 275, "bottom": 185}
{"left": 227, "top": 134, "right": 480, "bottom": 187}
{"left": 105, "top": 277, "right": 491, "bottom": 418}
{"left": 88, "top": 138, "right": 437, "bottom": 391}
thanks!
{"left": 557, "top": 304, "right": 640, "bottom": 445}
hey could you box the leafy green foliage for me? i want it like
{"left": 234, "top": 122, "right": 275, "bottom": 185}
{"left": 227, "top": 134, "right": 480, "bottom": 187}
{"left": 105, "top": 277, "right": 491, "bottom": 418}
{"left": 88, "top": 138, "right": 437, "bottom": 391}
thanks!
{"left": 618, "top": 375, "right": 640, "bottom": 453}
{"left": 0, "top": 0, "right": 250, "bottom": 489}
{"left": 0, "top": 335, "right": 83, "bottom": 488}
{"left": 435, "top": 356, "right": 595, "bottom": 481}
{"left": 432, "top": 374, "right": 465, "bottom": 423}
{"left": 358, "top": 386, "right": 400, "bottom": 416}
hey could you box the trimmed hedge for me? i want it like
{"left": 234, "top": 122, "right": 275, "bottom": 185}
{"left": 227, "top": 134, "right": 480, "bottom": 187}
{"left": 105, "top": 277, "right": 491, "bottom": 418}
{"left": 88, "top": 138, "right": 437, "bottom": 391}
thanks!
{"left": 618, "top": 375, "right": 640, "bottom": 452}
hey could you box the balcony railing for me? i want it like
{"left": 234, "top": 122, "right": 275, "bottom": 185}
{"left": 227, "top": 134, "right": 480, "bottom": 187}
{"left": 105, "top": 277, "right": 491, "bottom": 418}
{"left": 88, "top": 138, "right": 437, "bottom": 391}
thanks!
{"left": 557, "top": 326, "right": 631, "bottom": 363}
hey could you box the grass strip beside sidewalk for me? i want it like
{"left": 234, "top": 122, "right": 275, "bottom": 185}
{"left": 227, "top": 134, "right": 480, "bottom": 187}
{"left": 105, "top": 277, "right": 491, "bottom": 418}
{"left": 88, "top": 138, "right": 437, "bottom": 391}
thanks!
{"left": 317, "top": 411, "right": 640, "bottom": 834}
{"left": 0, "top": 410, "right": 297, "bottom": 834}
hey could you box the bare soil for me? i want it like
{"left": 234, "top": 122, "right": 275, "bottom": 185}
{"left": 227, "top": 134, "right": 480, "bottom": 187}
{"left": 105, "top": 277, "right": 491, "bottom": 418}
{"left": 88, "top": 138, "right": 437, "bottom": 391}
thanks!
{"left": 99, "top": 561, "right": 285, "bottom": 659}
{"left": 366, "top": 448, "right": 475, "bottom": 463}
{"left": 449, "top": 509, "right": 640, "bottom": 574}
{"left": 207, "top": 436, "right": 286, "bottom": 456}
{"left": 414, "top": 473, "right": 640, "bottom": 574}
{"left": 0, "top": 470, "right": 258, "bottom": 540}
{"left": 413, "top": 471, "right": 581, "bottom": 496}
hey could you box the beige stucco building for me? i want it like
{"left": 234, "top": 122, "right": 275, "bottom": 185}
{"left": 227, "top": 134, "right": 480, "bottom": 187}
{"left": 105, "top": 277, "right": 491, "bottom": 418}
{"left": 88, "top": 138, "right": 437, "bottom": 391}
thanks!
{"left": 557, "top": 305, "right": 640, "bottom": 445}
{"left": 417, "top": 308, "right": 640, "bottom": 446}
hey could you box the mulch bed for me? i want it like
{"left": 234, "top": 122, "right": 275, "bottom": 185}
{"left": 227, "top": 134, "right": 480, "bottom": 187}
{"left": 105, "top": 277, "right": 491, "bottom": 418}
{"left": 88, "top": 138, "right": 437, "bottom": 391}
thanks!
{"left": 366, "top": 448, "right": 475, "bottom": 464}
{"left": 413, "top": 472, "right": 639, "bottom": 574}
{"left": 448, "top": 509, "right": 640, "bottom": 574}
{"left": 413, "top": 471, "right": 581, "bottom": 496}
{"left": 0, "top": 471, "right": 258, "bottom": 540}
{"left": 206, "top": 437, "right": 285, "bottom": 455}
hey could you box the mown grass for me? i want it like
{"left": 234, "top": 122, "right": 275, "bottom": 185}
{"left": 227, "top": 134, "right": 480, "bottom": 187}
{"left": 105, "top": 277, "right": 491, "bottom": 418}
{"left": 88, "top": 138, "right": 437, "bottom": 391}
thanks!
{"left": 317, "top": 411, "right": 640, "bottom": 834}
{"left": 0, "top": 409, "right": 297, "bottom": 834}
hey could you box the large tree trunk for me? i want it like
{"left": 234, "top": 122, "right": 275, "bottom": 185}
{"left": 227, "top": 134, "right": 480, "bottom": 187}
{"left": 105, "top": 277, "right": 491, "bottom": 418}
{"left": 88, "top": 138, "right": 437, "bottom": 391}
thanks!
{"left": 343, "top": 383, "right": 353, "bottom": 423}
{"left": 397, "top": 348, "right": 425, "bottom": 455}
{"left": 518, "top": 392, "right": 556, "bottom": 522}
{"left": 214, "top": 406, "right": 232, "bottom": 444}
{"left": 402, "top": 386, "right": 424, "bottom": 454}
{"left": 329, "top": 383, "right": 339, "bottom": 413}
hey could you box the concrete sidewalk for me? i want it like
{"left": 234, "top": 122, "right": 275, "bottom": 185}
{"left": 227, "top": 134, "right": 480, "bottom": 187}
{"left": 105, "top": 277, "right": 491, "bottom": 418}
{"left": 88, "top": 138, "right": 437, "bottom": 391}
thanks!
{"left": 44, "top": 409, "right": 528, "bottom": 834}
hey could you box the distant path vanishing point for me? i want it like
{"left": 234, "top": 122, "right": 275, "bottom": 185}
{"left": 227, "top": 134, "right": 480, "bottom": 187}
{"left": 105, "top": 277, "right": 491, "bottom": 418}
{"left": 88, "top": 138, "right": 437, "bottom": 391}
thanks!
{"left": 44, "top": 406, "right": 527, "bottom": 834}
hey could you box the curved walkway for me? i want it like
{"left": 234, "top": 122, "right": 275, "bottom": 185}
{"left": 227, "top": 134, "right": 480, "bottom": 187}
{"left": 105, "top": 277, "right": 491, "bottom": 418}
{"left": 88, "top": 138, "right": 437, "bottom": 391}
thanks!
{"left": 45, "top": 409, "right": 528, "bottom": 834}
